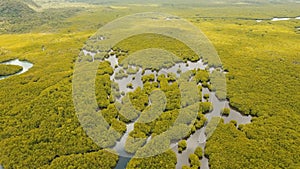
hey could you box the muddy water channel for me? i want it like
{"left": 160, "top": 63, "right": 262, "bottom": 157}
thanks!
{"left": 83, "top": 50, "right": 252, "bottom": 169}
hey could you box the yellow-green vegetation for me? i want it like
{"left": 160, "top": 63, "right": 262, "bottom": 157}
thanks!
{"left": 0, "top": 1, "right": 299, "bottom": 169}
{"left": 205, "top": 117, "right": 222, "bottom": 138}
{"left": 221, "top": 107, "right": 230, "bottom": 116}
{"left": 0, "top": 64, "right": 22, "bottom": 76}
{"left": 0, "top": 30, "right": 120, "bottom": 168}
{"left": 116, "top": 33, "right": 199, "bottom": 65}
{"left": 195, "top": 5, "right": 300, "bottom": 168}
{"left": 126, "top": 149, "right": 177, "bottom": 169}
{"left": 203, "top": 93, "right": 210, "bottom": 100}
{"left": 127, "top": 67, "right": 139, "bottom": 75}
{"left": 189, "top": 154, "right": 201, "bottom": 168}
{"left": 200, "top": 102, "right": 213, "bottom": 114}
{"left": 0, "top": 0, "right": 34, "bottom": 18}
{"left": 178, "top": 140, "right": 187, "bottom": 153}
{"left": 45, "top": 150, "right": 118, "bottom": 169}
{"left": 194, "top": 146, "right": 203, "bottom": 159}
{"left": 0, "top": 0, "right": 84, "bottom": 33}
{"left": 122, "top": 72, "right": 207, "bottom": 156}
{"left": 126, "top": 83, "right": 133, "bottom": 89}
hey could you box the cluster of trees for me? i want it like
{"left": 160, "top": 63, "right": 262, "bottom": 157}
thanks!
{"left": 79, "top": 28, "right": 214, "bottom": 164}
{"left": 157, "top": 74, "right": 181, "bottom": 110}
{"left": 74, "top": 65, "right": 201, "bottom": 158}
{"left": 205, "top": 119, "right": 300, "bottom": 168}
{"left": 127, "top": 67, "right": 139, "bottom": 75}
{"left": 0, "top": 0, "right": 83, "bottom": 33}
{"left": 221, "top": 108, "right": 230, "bottom": 116}
{"left": 83, "top": 33, "right": 203, "bottom": 72}
{"left": 193, "top": 69, "right": 209, "bottom": 84}
{"left": 192, "top": 68, "right": 227, "bottom": 101}
{"left": 46, "top": 150, "right": 118, "bottom": 169}
{"left": 189, "top": 154, "right": 201, "bottom": 168}
{"left": 209, "top": 70, "right": 226, "bottom": 100}
{"left": 125, "top": 136, "right": 147, "bottom": 154}
{"left": 194, "top": 147, "right": 203, "bottom": 159}
{"left": 189, "top": 68, "right": 227, "bottom": 100}
{"left": 182, "top": 153, "right": 202, "bottom": 169}
{"left": 0, "top": 64, "right": 22, "bottom": 76}
{"left": 200, "top": 102, "right": 213, "bottom": 114}
{"left": 126, "top": 82, "right": 133, "bottom": 89}
{"left": 142, "top": 74, "right": 155, "bottom": 83}
{"left": 205, "top": 117, "right": 222, "bottom": 138}
{"left": 95, "top": 71, "right": 114, "bottom": 108}
{"left": 0, "top": 0, "right": 35, "bottom": 18}
{"left": 203, "top": 93, "right": 210, "bottom": 100}
{"left": 178, "top": 140, "right": 187, "bottom": 153}
{"left": 124, "top": 77, "right": 168, "bottom": 154}
{"left": 122, "top": 72, "right": 209, "bottom": 158}
{"left": 194, "top": 113, "right": 207, "bottom": 129}
{"left": 115, "top": 33, "right": 199, "bottom": 64}
{"left": 115, "top": 68, "right": 128, "bottom": 79}
{"left": 126, "top": 149, "right": 177, "bottom": 169}
{"left": 0, "top": 31, "right": 121, "bottom": 168}
{"left": 119, "top": 49, "right": 181, "bottom": 71}
{"left": 127, "top": 87, "right": 149, "bottom": 112}
{"left": 89, "top": 61, "right": 213, "bottom": 163}
{"left": 201, "top": 10, "right": 300, "bottom": 168}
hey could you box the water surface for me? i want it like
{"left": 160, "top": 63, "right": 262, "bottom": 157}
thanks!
{"left": 0, "top": 59, "right": 33, "bottom": 80}
{"left": 82, "top": 50, "right": 252, "bottom": 169}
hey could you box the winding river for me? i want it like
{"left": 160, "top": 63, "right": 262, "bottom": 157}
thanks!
{"left": 0, "top": 59, "right": 33, "bottom": 80}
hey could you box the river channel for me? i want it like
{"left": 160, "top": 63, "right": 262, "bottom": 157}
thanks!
{"left": 0, "top": 59, "right": 33, "bottom": 80}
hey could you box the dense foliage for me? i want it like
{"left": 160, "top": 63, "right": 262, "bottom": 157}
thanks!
{"left": 178, "top": 140, "right": 187, "bottom": 153}
{"left": 115, "top": 33, "right": 199, "bottom": 65}
{"left": 0, "top": 32, "right": 119, "bottom": 168}
{"left": 45, "top": 150, "right": 118, "bottom": 169}
{"left": 221, "top": 108, "right": 230, "bottom": 116}
{"left": 0, "top": 0, "right": 82, "bottom": 33}
{"left": 189, "top": 154, "right": 201, "bottom": 168}
{"left": 0, "top": 64, "right": 23, "bottom": 76}
{"left": 197, "top": 11, "right": 300, "bottom": 168}
{"left": 0, "top": 1, "right": 299, "bottom": 169}
{"left": 126, "top": 149, "right": 177, "bottom": 169}
{"left": 0, "top": 0, "right": 34, "bottom": 17}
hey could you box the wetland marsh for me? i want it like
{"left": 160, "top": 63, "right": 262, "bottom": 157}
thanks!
{"left": 0, "top": 0, "right": 299, "bottom": 169}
